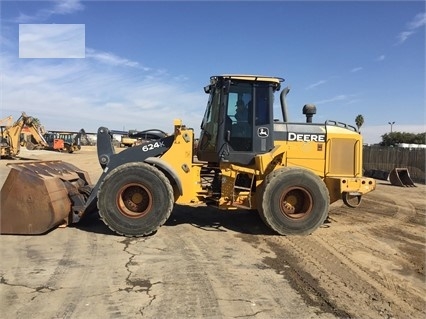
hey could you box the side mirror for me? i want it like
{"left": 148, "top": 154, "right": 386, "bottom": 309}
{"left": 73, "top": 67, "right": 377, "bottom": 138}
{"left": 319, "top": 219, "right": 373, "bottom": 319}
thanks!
{"left": 204, "top": 85, "right": 211, "bottom": 94}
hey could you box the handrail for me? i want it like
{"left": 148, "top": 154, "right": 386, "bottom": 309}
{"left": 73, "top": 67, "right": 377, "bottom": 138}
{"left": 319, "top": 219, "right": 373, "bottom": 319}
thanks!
{"left": 325, "top": 120, "right": 357, "bottom": 132}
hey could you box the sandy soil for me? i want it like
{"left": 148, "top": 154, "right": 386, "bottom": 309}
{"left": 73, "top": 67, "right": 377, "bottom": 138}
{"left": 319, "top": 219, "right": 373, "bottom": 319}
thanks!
{"left": 1, "top": 146, "right": 425, "bottom": 318}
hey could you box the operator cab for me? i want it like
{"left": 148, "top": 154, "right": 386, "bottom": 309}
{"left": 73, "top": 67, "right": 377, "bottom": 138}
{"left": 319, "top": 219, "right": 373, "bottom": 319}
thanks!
{"left": 197, "top": 75, "right": 283, "bottom": 165}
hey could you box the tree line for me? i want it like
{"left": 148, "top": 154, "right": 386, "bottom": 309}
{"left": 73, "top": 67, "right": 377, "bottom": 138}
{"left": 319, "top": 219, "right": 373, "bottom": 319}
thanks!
{"left": 380, "top": 132, "right": 426, "bottom": 146}
{"left": 355, "top": 114, "right": 425, "bottom": 146}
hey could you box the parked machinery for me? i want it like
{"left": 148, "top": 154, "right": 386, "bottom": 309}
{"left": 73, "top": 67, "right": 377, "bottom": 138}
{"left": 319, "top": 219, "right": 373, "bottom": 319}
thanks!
{"left": 43, "top": 131, "right": 82, "bottom": 153}
{"left": 1, "top": 75, "right": 376, "bottom": 235}
{"left": 0, "top": 112, "right": 48, "bottom": 158}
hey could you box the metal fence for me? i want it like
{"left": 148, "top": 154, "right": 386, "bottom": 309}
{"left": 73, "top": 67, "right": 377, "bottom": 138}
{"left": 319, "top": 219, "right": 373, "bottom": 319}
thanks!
{"left": 363, "top": 146, "right": 426, "bottom": 184}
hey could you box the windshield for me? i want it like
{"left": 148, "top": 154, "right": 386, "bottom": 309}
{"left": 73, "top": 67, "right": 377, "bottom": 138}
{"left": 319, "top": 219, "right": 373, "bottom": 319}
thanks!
{"left": 197, "top": 77, "right": 278, "bottom": 162}
{"left": 226, "top": 82, "right": 253, "bottom": 151}
{"left": 198, "top": 85, "right": 221, "bottom": 152}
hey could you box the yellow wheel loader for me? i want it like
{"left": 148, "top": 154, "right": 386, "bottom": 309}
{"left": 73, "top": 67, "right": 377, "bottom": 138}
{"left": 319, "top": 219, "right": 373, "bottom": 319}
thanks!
{"left": 1, "top": 75, "right": 376, "bottom": 236}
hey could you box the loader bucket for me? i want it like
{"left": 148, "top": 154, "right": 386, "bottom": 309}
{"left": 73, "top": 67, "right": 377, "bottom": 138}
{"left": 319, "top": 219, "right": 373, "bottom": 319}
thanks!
{"left": 1, "top": 161, "right": 92, "bottom": 235}
{"left": 389, "top": 168, "right": 416, "bottom": 187}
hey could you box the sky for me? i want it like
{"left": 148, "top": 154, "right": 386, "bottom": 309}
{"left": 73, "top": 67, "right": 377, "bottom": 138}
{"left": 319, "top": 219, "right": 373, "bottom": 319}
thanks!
{"left": 1, "top": 0, "right": 425, "bottom": 145}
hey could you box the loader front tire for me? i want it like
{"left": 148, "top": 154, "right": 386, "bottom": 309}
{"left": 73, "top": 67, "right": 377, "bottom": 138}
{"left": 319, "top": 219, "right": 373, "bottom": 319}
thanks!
{"left": 259, "top": 167, "right": 329, "bottom": 235}
{"left": 98, "top": 162, "right": 174, "bottom": 236}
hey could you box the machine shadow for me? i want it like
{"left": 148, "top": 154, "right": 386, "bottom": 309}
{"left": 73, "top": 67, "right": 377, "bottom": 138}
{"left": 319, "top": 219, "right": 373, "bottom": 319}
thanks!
{"left": 75, "top": 211, "right": 117, "bottom": 236}
{"left": 75, "top": 205, "right": 276, "bottom": 236}
{"left": 164, "top": 204, "right": 276, "bottom": 236}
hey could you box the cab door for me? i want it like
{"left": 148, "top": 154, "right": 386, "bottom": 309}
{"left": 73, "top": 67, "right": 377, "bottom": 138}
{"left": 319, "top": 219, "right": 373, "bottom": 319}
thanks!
{"left": 223, "top": 81, "right": 274, "bottom": 165}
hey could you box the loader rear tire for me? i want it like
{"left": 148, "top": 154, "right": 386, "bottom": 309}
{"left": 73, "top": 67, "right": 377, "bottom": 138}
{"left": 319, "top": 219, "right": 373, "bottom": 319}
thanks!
{"left": 97, "top": 162, "right": 174, "bottom": 236}
{"left": 258, "top": 167, "right": 329, "bottom": 235}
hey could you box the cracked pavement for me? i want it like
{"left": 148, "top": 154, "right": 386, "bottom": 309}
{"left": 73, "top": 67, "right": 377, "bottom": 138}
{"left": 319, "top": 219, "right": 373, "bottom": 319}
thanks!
{"left": 0, "top": 223, "right": 335, "bottom": 319}
{"left": 1, "top": 147, "right": 424, "bottom": 319}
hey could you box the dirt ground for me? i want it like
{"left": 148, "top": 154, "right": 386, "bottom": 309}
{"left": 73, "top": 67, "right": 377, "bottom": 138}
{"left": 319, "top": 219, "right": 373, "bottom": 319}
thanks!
{"left": 0, "top": 146, "right": 425, "bottom": 319}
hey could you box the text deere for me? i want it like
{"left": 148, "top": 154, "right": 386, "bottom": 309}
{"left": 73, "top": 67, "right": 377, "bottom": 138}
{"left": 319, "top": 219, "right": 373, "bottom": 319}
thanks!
{"left": 288, "top": 132, "right": 325, "bottom": 142}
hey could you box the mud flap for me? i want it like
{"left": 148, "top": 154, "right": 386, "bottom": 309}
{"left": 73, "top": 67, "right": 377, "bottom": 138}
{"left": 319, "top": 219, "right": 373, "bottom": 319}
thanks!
{"left": 1, "top": 161, "right": 92, "bottom": 235}
{"left": 389, "top": 168, "right": 416, "bottom": 187}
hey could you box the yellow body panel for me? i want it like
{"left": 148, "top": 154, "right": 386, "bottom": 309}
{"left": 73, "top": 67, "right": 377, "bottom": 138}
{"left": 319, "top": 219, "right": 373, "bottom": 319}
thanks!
{"left": 162, "top": 119, "right": 375, "bottom": 210}
{"left": 324, "top": 177, "right": 376, "bottom": 203}
{"left": 159, "top": 121, "right": 204, "bottom": 204}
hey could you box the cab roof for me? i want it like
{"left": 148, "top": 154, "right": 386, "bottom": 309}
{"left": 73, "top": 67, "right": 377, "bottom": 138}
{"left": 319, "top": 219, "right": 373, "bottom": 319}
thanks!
{"left": 212, "top": 74, "right": 284, "bottom": 84}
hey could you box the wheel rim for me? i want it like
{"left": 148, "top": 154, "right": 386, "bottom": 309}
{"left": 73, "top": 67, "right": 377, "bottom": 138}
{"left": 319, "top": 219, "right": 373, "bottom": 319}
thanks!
{"left": 279, "top": 186, "right": 313, "bottom": 220}
{"left": 116, "top": 183, "right": 153, "bottom": 218}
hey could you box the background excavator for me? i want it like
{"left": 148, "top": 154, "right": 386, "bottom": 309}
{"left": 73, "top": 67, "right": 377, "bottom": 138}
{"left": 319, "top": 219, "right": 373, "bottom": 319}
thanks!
{"left": 1, "top": 75, "right": 376, "bottom": 236}
{"left": 0, "top": 112, "right": 48, "bottom": 159}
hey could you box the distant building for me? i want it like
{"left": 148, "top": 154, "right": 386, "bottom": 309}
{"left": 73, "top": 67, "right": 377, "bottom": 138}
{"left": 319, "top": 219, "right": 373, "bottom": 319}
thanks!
{"left": 396, "top": 143, "right": 426, "bottom": 149}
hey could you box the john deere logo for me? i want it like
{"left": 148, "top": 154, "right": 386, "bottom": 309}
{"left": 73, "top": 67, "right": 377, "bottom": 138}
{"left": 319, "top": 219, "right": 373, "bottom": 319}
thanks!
{"left": 258, "top": 127, "right": 269, "bottom": 138}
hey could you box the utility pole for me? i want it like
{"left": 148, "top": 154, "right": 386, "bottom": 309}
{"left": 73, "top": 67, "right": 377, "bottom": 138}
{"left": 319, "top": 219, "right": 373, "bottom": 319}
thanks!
{"left": 388, "top": 121, "right": 395, "bottom": 133}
